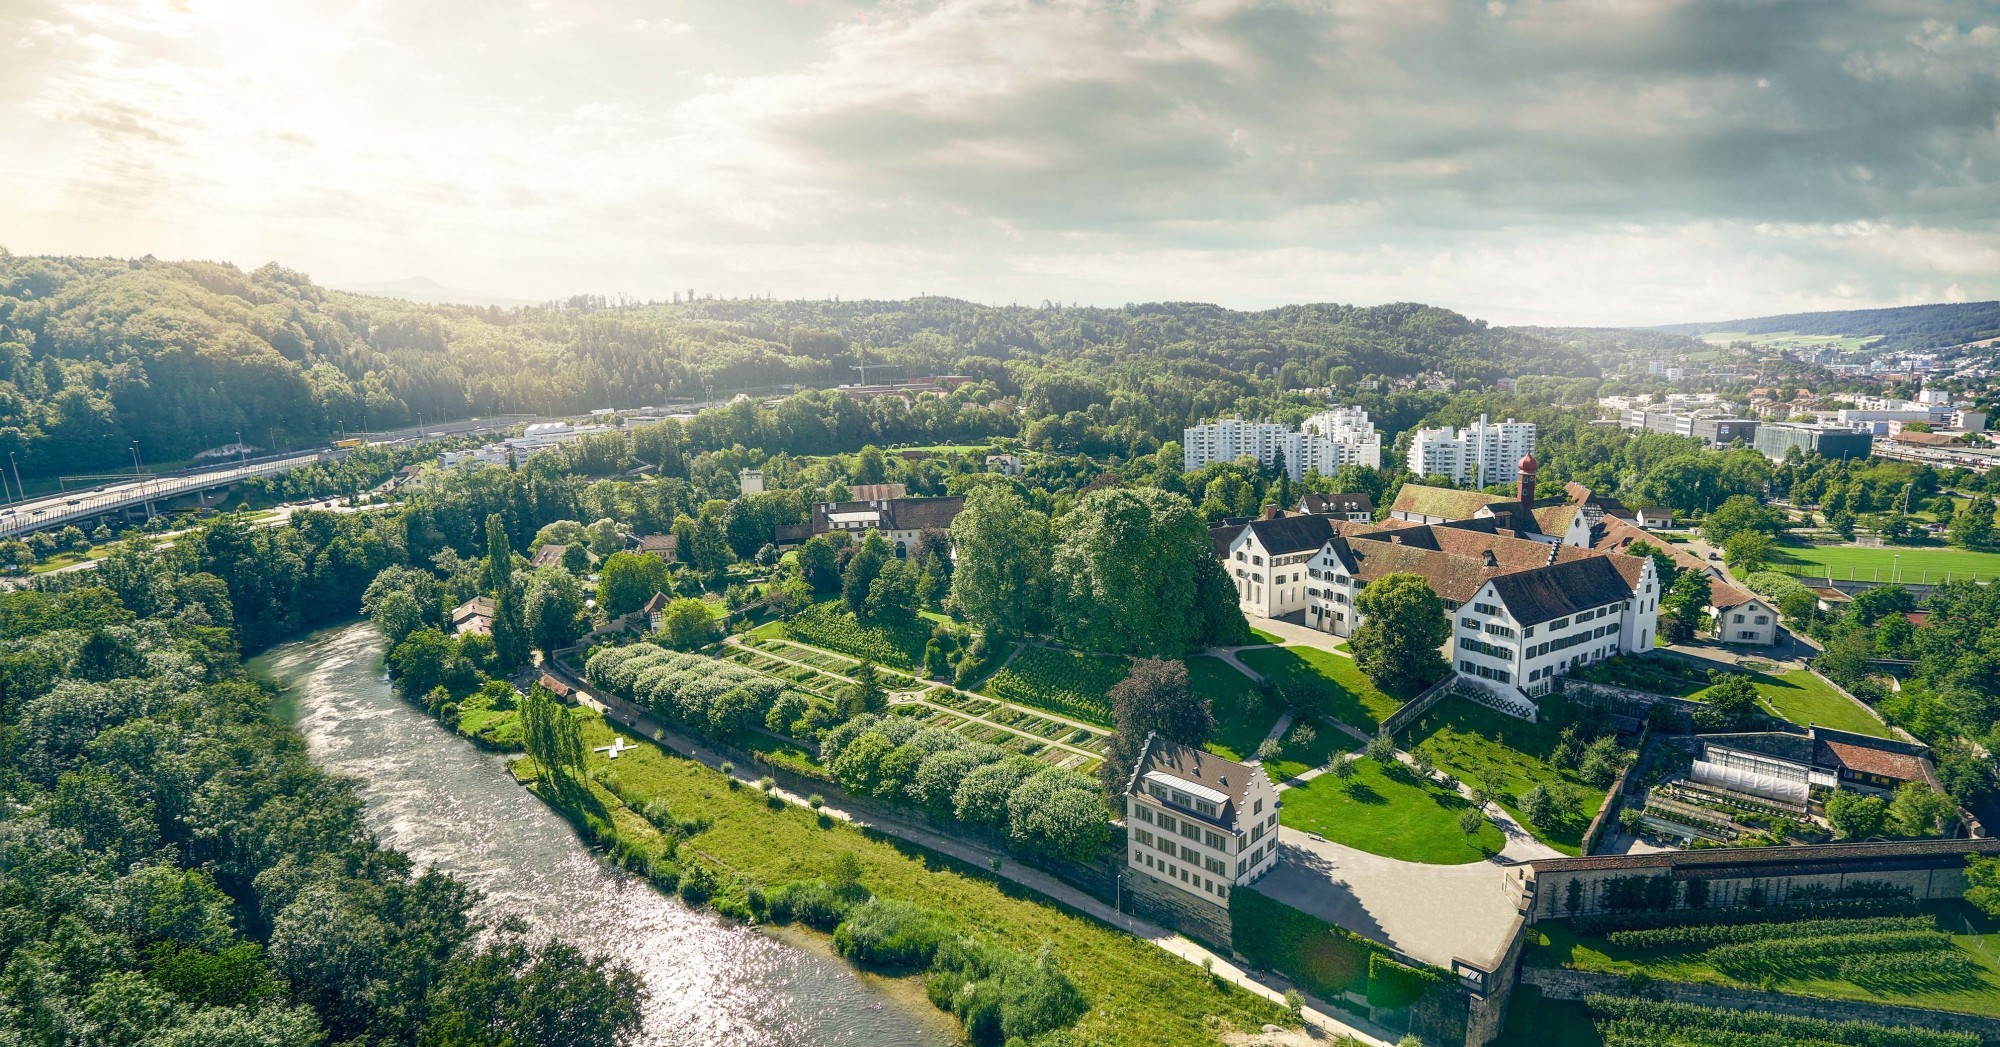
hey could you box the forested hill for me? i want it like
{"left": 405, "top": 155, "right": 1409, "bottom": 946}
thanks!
{"left": 1654, "top": 301, "right": 2000, "bottom": 352}
{"left": 0, "top": 252, "right": 1595, "bottom": 480}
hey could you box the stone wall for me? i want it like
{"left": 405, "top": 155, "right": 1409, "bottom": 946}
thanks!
{"left": 1127, "top": 869, "right": 1233, "bottom": 950}
{"left": 1521, "top": 967, "right": 2000, "bottom": 1043}
{"left": 1526, "top": 856, "right": 1979, "bottom": 922}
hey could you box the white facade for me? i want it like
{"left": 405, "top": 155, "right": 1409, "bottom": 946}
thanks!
{"left": 439, "top": 445, "right": 510, "bottom": 469}
{"left": 1407, "top": 414, "right": 1536, "bottom": 486}
{"left": 1226, "top": 527, "right": 1317, "bottom": 619}
{"left": 985, "top": 453, "right": 1024, "bottom": 476}
{"left": 1125, "top": 745, "right": 1281, "bottom": 908}
{"left": 1183, "top": 408, "right": 1381, "bottom": 479}
{"left": 739, "top": 468, "right": 765, "bottom": 495}
{"left": 1712, "top": 595, "right": 1778, "bottom": 646}
{"left": 505, "top": 421, "right": 614, "bottom": 454}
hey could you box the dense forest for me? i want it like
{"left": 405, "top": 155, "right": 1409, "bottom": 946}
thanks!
{"left": 0, "top": 251, "right": 1597, "bottom": 480}
{"left": 1655, "top": 301, "right": 2000, "bottom": 353}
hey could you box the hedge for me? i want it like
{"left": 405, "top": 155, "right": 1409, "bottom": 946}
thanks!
{"left": 1607, "top": 914, "right": 1935, "bottom": 951}
{"left": 1584, "top": 995, "right": 1979, "bottom": 1047}
{"left": 1365, "top": 952, "right": 1444, "bottom": 1010}
{"left": 1572, "top": 891, "right": 1918, "bottom": 935}
{"left": 1229, "top": 888, "right": 1380, "bottom": 998}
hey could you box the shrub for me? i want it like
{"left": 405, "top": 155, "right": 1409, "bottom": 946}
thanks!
{"left": 926, "top": 938, "right": 1087, "bottom": 1046}
{"left": 833, "top": 900, "right": 949, "bottom": 969}
{"left": 768, "top": 879, "right": 858, "bottom": 932}
{"left": 1366, "top": 954, "right": 1443, "bottom": 1010}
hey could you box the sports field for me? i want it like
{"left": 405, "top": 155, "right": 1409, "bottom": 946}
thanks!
{"left": 1757, "top": 541, "right": 2000, "bottom": 584}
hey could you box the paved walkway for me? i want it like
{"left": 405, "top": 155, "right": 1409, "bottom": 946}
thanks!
{"left": 1254, "top": 830, "right": 1523, "bottom": 971}
{"left": 1244, "top": 613, "right": 1352, "bottom": 654}
{"left": 544, "top": 661, "right": 1395, "bottom": 1047}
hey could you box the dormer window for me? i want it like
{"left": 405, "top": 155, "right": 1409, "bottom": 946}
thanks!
{"left": 1195, "top": 799, "right": 1218, "bottom": 817}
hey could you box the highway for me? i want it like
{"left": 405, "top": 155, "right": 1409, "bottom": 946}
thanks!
{"left": 0, "top": 453, "right": 324, "bottom": 539}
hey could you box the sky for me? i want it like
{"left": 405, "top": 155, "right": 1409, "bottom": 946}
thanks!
{"left": 2, "top": 0, "right": 1998, "bottom": 327}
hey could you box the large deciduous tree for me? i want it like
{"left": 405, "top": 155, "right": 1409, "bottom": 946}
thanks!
{"left": 524, "top": 566, "right": 588, "bottom": 655}
{"left": 595, "top": 551, "right": 671, "bottom": 618}
{"left": 1097, "top": 658, "right": 1214, "bottom": 793}
{"left": 947, "top": 484, "right": 1052, "bottom": 636}
{"left": 1048, "top": 487, "right": 1243, "bottom": 655}
{"left": 1350, "top": 572, "right": 1449, "bottom": 694}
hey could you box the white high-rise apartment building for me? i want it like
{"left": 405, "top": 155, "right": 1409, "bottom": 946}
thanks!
{"left": 1183, "top": 408, "right": 1381, "bottom": 479}
{"left": 1407, "top": 413, "right": 1536, "bottom": 487}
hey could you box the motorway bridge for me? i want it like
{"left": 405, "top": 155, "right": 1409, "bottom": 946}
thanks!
{"left": 0, "top": 452, "right": 329, "bottom": 539}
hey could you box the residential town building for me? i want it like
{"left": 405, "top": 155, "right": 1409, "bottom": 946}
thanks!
{"left": 738, "top": 468, "right": 765, "bottom": 495}
{"left": 1295, "top": 492, "right": 1374, "bottom": 521}
{"left": 1123, "top": 734, "right": 1281, "bottom": 910}
{"left": 985, "top": 453, "right": 1023, "bottom": 476}
{"left": 1182, "top": 407, "right": 1382, "bottom": 479}
{"left": 1707, "top": 581, "right": 1778, "bottom": 645}
{"left": 450, "top": 596, "right": 494, "bottom": 636}
{"left": 1406, "top": 414, "right": 1536, "bottom": 486}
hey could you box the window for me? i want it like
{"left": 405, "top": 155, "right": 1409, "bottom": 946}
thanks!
{"left": 1473, "top": 602, "right": 1501, "bottom": 616}
{"left": 1204, "top": 831, "right": 1226, "bottom": 850}
{"left": 1171, "top": 789, "right": 1193, "bottom": 808}
{"left": 1755, "top": 615, "right": 1769, "bottom": 625}
{"left": 1194, "top": 799, "right": 1217, "bottom": 818}
{"left": 1250, "top": 822, "right": 1265, "bottom": 842}
{"left": 1523, "top": 626, "right": 1536, "bottom": 638}
{"left": 1134, "top": 806, "right": 1153, "bottom": 824}
{"left": 1235, "top": 551, "right": 1245, "bottom": 561}
{"left": 1460, "top": 637, "right": 1513, "bottom": 661}
{"left": 1252, "top": 555, "right": 1264, "bottom": 566}
{"left": 1733, "top": 614, "right": 1744, "bottom": 623}
{"left": 1550, "top": 616, "right": 1570, "bottom": 630}
{"left": 1205, "top": 857, "right": 1226, "bottom": 876}
{"left": 1180, "top": 845, "right": 1199, "bottom": 862}
{"left": 1179, "top": 821, "right": 1201, "bottom": 841}
{"left": 1253, "top": 798, "right": 1263, "bottom": 814}
{"left": 1485, "top": 623, "right": 1516, "bottom": 639}
{"left": 1134, "top": 829, "right": 1154, "bottom": 846}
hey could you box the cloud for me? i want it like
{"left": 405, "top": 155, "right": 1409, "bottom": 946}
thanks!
{"left": 0, "top": 0, "right": 1995, "bottom": 325}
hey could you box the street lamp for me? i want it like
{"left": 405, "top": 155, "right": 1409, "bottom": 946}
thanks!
{"left": 235, "top": 431, "right": 246, "bottom": 466}
{"left": 130, "top": 441, "right": 143, "bottom": 476}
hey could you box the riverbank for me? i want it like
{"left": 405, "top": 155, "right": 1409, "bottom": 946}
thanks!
{"left": 253, "top": 623, "right": 960, "bottom": 1047}
{"left": 513, "top": 702, "right": 1305, "bottom": 1046}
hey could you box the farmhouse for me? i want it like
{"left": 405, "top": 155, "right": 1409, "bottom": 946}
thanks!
{"left": 1123, "top": 734, "right": 1281, "bottom": 914}
{"left": 780, "top": 495, "right": 967, "bottom": 558}
{"left": 641, "top": 591, "right": 670, "bottom": 632}
{"left": 450, "top": 596, "right": 494, "bottom": 636}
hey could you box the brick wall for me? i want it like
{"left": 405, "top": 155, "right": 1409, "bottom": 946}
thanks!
{"left": 1521, "top": 968, "right": 2000, "bottom": 1042}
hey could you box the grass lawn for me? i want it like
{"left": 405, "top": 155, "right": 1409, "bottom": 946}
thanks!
{"left": 1237, "top": 647, "right": 1402, "bottom": 733}
{"left": 1759, "top": 540, "right": 2000, "bottom": 584}
{"left": 531, "top": 711, "right": 1294, "bottom": 1046}
{"left": 1262, "top": 721, "right": 1348, "bottom": 784}
{"left": 981, "top": 645, "right": 1130, "bottom": 726}
{"left": 1248, "top": 627, "right": 1285, "bottom": 645}
{"left": 1188, "top": 655, "right": 1280, "bottom": 763}
{"left": 1700, "top": 668, "right": 1895, "bottom": 739}
{"left": 1402, "top": 698, "right": 1606, "bottom": 855}
{"left": 1277, "top": 757, "right": 1505, "bottom": 865}
{"left": 1524, "top": 903, "right": 2000, "bottom": 1019}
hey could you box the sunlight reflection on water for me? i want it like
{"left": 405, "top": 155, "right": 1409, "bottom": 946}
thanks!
{"left": 254, "top": 622, "right": 951, "bottom": 1047}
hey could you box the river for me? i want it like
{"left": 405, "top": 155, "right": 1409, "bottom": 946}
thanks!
{"left": 251, "top": 622, "right": 955, "bottom": 1047}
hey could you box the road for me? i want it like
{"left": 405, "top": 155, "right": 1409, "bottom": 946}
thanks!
{"left": 0, "top": 453, "right": 326, "bottom": 538}
{"left": 542, "top": 658, "right": 1397, "bottom": 1047}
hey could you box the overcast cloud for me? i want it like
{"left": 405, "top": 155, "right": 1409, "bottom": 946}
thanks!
{"left": 1, "top": 0, "right": 1996, "bottom": 325}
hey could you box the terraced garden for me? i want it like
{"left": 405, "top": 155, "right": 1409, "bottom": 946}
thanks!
{"left": 1402, "top": 696, "right": 1607, "bottom": 855}
{"left": 727, "top": 635, "right": 1109, "bottom": 775}
{"left": 981, "top": 644, "right": 1131, "bottom": 726}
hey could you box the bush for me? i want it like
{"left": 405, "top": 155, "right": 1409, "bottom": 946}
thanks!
{"left": 1365, "top": 953, "right": 1443, "bottom": 1010}
{"left": 926, "top": 938, "right": 1088, "bottom": 1046}
{"left": 768, "top": 879, "right": 859, "bottom": 932}
{"left": 833, "top": 900, "right": 949, "bottom": 970}
{"left": 1607, "top": 914, "right": 1934, "bottom": 951}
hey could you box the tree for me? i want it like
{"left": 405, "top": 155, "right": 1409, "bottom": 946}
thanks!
{"left": 1966, "top": 854, "right": 2000, "bottom": 918}
{"left": 584, "top": 517, "right": 628, "bottom": 558}
{"left": 1096, "top": 659, "right": 1215, "bottom": 792}
{"left": 797, "top": 534, "right": 845, "bottom": 593}
{"left": 1579, "top": 734, "right": 1625, "bottom": 788}
{"left": 1006, "top": 768, "right": 1110, "bottom": 862}
{"left": 489, "top": 581, "right": 530, "bottom": 672}
{"left": 1887, "top": 781, "right": 1954, "bottom": 837}
{"left": 1048, "top": 487, "right": 1226, "bottom": 655}
{"left": 1722, "top": 531, "right": 1773, "bottom": 573}
{"left": 1701, "top": 494, "right": 1782, "bottom": 547}
{"left": 1951, "top": 496, "right": 1995, "bottom": 549}
{"left": 1350, "top": 573, "right": 1449, "bottom": 694}
{"left": 519, "top": 682, "right": 584, "bottom": 785}
{"left": 1824, "top": 790, "right": 1888, "bottom": 840}
{"left": 421, "top": 933, "right": 644, "bottom": 1047}
{"left": 657, "top": 597, "right": 718, "bottom": 649}
{"left": 864, "top": 556, "right": 919, "bottom": 623}
{"left": 842, "top": 533, "right": 892, "bottom": 616}
{"left": 595, "top": 551, "right": 672, "bottom": 618}
{"left": 1327, "top": 753, "right": 1358, "bottom": 789}
{"left": 1696, "top": 672, "right": 1761, "bottom": 730}
{"left": 523, "top": 567, "right": 587, "bottom": 655}
{"left": 1457, "top": 807, "right": 1485, "bottom": 838}
{"left": 370, "top": 588, "right": 425, "bottom": 646}
{"left": 484, "top": 513, "right": 514, "bottom": 595}
{"left": 1518, "top": 784, "right": 1575, "bottom": 829}
{"left": 1659, "top": 569, "right": 1712, "bottom": 645}
{"left": 948, "top": 485, "right": 1053, "bottom": 636}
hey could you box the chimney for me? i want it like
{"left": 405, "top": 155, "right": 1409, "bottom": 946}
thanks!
{"left": 1261, "top": 503, "right": 1281, "bottom": 521}
{"left": 1390, "top": 534, "right": 1402, "bottom": 545}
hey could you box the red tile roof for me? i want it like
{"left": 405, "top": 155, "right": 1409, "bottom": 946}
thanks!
{"left": 1816, "top": 739, "right": 1927, "bottom": 781}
